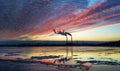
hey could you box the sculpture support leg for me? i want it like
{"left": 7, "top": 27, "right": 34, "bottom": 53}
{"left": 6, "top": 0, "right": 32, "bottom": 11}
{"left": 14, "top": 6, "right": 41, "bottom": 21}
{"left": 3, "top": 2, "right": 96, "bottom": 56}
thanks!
{"left": 71, "top": 36, "right": 73, "bottom": 57}
{"left": 66, "top": 36, "right": 68, "bottom": 57}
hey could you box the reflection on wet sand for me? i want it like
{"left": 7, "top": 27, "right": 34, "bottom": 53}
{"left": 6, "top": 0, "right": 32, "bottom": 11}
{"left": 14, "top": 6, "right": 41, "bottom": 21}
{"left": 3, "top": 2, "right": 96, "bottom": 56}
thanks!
{"left": 0, "top": 46, "right": 120, "bottom": 71}
{"left": 0, "top": 46, "right": 120, "bottom": 63}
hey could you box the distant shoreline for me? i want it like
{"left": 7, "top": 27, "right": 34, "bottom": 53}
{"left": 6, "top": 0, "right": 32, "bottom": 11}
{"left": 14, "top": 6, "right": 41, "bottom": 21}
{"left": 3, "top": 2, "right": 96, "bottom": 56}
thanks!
{"left": 0, "top": 40, "right": 120, "bottom": 47}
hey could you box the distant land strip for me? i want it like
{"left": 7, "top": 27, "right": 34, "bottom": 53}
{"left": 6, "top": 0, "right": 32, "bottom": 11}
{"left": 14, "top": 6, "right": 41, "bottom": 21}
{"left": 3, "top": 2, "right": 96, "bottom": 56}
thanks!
{"left": 0, "top": 40, "right": 120, "bottom": 47}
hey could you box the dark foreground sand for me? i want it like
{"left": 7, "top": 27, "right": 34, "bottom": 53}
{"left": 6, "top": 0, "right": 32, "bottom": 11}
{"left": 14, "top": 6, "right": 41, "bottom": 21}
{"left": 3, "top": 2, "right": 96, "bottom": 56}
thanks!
{"left": 0, "top": 61, "right": 120, "bottom": 71}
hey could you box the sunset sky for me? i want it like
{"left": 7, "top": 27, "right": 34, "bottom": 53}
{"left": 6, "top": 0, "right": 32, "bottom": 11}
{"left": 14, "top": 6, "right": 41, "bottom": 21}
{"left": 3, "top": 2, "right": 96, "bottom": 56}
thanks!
{"left": 0, "top": 0, "right": 120, "bottom": 41}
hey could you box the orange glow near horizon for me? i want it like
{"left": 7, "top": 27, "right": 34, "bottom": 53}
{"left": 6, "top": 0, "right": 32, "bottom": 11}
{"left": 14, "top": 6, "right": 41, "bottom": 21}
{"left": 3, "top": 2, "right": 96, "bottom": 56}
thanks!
{"left": 22, "top": 24, "right": 120, "bottom": 41}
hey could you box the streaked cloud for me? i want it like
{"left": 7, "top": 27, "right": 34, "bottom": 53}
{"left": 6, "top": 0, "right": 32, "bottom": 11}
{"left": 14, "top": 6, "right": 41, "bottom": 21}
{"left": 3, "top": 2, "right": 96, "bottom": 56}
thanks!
{"left": 0, "top": 0, "right": 120, "bottom": 40}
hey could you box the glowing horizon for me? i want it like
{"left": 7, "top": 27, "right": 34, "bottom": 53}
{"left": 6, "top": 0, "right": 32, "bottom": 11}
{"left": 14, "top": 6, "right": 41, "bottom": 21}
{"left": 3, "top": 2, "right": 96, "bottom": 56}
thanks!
{"left": 22, "top": 24, "right": 120, "bottom": 41}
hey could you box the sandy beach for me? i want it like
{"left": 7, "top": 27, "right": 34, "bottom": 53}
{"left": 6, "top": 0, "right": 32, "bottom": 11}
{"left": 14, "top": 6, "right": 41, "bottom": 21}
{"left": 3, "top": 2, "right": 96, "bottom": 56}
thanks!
{"left": 0, "top": 61, "right": 119, "bottom": 71}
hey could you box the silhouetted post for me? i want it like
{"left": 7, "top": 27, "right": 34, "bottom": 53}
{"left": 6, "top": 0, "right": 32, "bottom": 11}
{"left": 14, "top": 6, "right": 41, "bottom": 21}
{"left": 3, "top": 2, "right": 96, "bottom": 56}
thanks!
{"left": 71, "top": 36, "right": 72, "bottom": 44}
{"left": 66, "top": 35, "right": 68, "bottom": 44}
{"left": 66, "top": 35, "right": 68, "bottom": 57}
{"left": 71, "top": 35, "right": 73, "bottom": 58}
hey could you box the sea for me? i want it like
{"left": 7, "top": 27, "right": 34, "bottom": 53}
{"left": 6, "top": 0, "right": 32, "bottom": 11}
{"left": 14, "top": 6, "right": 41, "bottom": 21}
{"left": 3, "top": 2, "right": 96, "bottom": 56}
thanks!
{"left": 0, "top": 46, "right": 120, "bottom": 63}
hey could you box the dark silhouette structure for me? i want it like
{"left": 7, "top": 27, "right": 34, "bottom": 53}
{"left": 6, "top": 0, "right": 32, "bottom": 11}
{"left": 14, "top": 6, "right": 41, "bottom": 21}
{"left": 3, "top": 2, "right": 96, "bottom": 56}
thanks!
{"left": 53, "top": 29, "right": 73, "bottom": 57}
{"left": 53, "top": 29, "right": 72, "bottom": 42}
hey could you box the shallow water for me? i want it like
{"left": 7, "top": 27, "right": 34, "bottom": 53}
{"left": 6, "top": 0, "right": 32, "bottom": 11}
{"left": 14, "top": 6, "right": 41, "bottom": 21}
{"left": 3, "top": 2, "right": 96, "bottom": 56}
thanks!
{"left": 0, "top": 46, "right": 120, "bottom": 62}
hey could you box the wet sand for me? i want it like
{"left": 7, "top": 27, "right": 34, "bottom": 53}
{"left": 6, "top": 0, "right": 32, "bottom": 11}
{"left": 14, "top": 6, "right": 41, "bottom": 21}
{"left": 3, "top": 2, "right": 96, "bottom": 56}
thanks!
{"left": 0, "top": 61, "right": 119, "bottom": 71}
